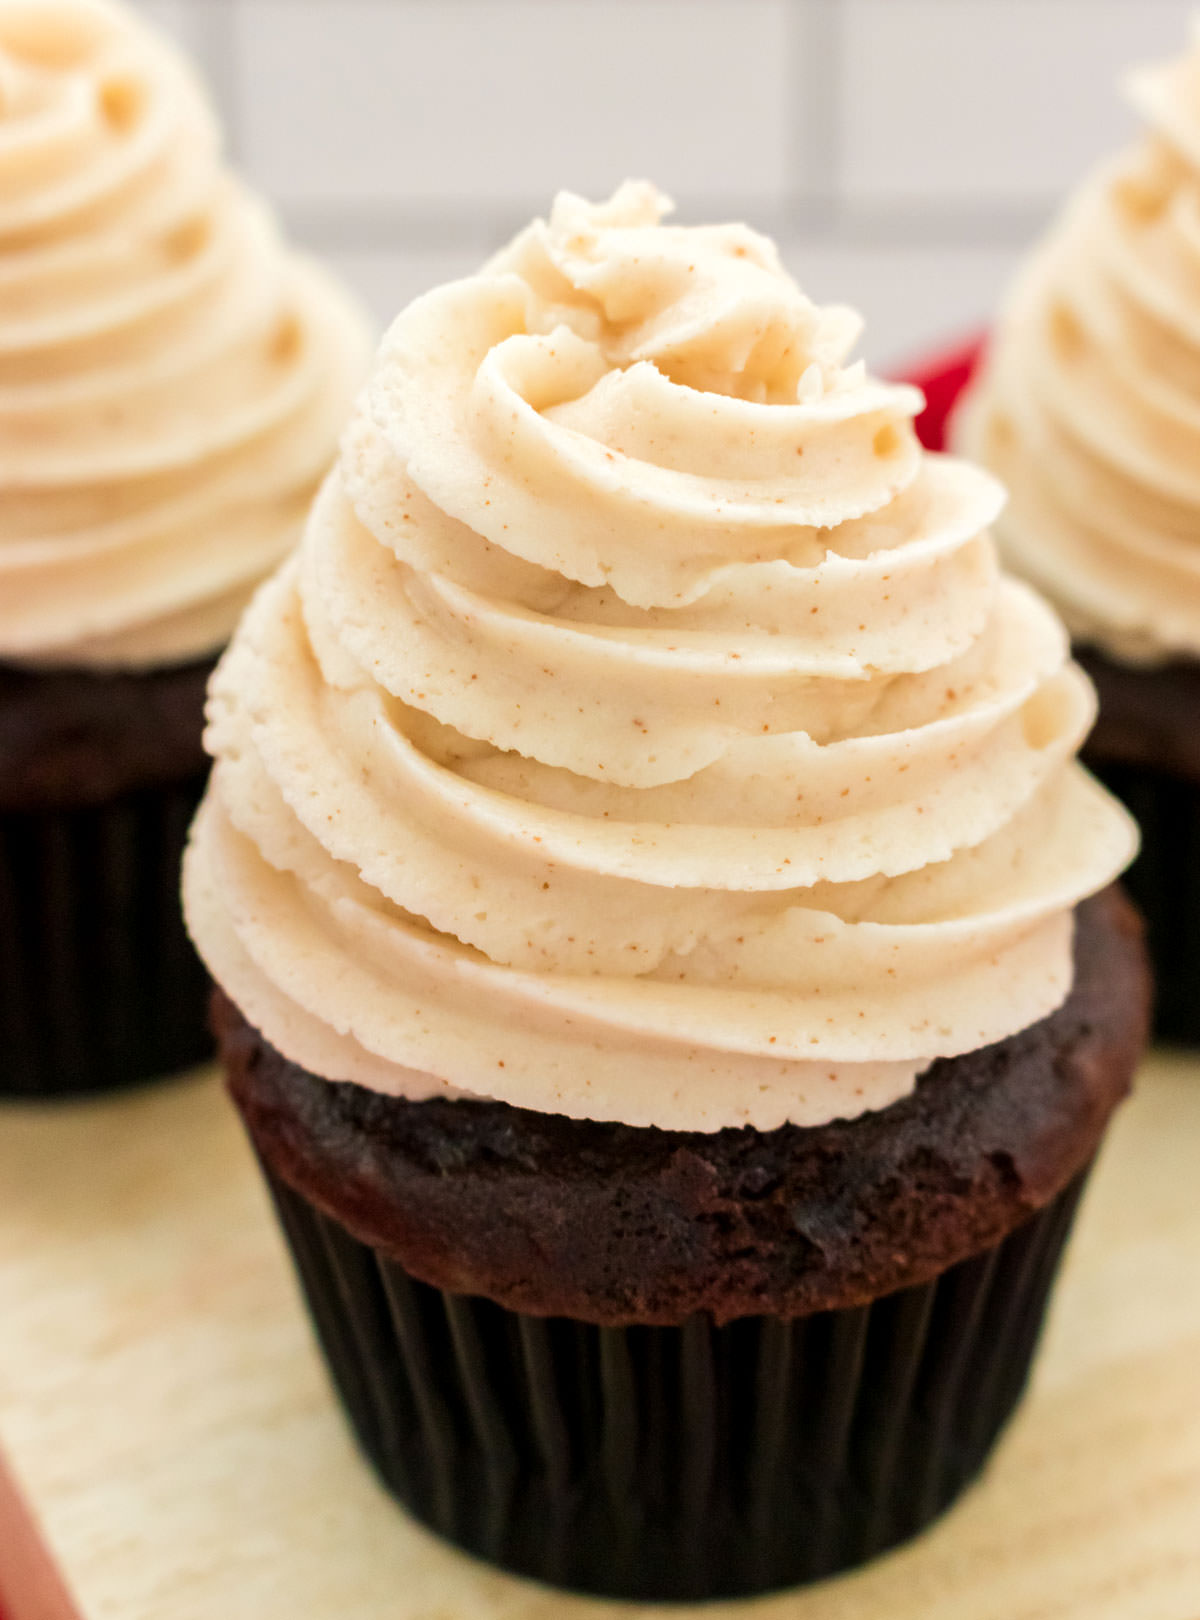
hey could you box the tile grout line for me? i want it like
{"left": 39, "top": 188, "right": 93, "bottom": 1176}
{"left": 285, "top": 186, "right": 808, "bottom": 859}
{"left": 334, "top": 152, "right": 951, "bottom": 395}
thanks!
{"left": 276, "top": 198, "right": 1051, "bottom": 257}
{"left": 788, "top": 0, "right": 844, "bottom": 235}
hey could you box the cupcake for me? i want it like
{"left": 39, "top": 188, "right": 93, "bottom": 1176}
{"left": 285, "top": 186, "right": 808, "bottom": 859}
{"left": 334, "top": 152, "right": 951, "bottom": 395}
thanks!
{"left": 0, "top": 0, "right": 369, "bottom": 1095}
{"left": 184, "top": 183, "right": 1147, "bottom": 1600}
{"left": 956, "top": 29, "right": 1200, "bottom": 1042}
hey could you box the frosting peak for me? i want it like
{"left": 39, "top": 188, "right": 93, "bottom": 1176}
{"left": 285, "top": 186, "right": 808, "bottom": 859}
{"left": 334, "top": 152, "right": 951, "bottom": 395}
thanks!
{"left": 0, "top": 0, "right": 370, "bottom": 669}
{"left": 185, "top": 185, "right": 1136, "bottom": 1132}
{"left": 489, "top": 181, "right": 864, "bottom": 404}
{"left": 957, "top": 25, "right": 1200, "bottom": 665}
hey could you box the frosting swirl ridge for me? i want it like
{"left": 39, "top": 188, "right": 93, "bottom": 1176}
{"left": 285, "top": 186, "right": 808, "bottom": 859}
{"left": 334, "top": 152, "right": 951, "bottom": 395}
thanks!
{"left": 0, "top": 0, "right": 370, "bottom": 668}
{"left": 957, "top": 25, "right": 1200, "bottom": 664}
{"left": 185, "top": 182, "right": 1135, "bottom": 1131}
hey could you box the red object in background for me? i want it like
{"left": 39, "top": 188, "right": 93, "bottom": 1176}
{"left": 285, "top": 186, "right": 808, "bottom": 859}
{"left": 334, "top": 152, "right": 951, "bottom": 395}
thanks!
{"left": 897, "top": 334, "right": 986, "bottom": 451}
{"left": 0, "top": 341, "right": 993, "bottom": 1620}
{"left": 0, "top": 1450, "right": 82, "bottom": 1617}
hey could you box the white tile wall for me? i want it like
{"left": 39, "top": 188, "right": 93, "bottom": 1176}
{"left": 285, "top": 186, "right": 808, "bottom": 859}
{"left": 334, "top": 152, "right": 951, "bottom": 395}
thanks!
{"left": 126, "top": 0, "right": 1200, "bottom": 363}
{"left": 840, "top": 0, "right": 1197, "bottom": 210}
{"left": 780, "top": 240, "right": 1018, "bottom": 370}
{"left": 322, "top": 244, "right": 487, "bottom": 329}
{"left": 233, "top": 0, "right": 796, "bottom": 213}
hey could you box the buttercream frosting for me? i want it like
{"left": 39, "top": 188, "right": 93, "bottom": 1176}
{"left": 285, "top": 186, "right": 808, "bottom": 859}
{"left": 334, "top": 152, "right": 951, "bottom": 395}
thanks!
{"left": 184, "top": 182, "right": 1136, "bottom": 1132}
{"left": 0, "top": 0, "right": 370, "bottom": 669}
{"left": 957, "top": 25, "right": 1200, "bottom": 665}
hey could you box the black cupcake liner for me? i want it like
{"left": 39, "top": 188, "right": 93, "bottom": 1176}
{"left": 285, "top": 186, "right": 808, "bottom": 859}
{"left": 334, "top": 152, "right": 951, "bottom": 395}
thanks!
{"left": 261, "top": 1160, "right": 1089, "bottom": 1601}
{"left": 1085, "top": 759, "right": 1200, "bottom": 1045}
{"left": 0, "top": 776, "right": 211, "bottom": 1097}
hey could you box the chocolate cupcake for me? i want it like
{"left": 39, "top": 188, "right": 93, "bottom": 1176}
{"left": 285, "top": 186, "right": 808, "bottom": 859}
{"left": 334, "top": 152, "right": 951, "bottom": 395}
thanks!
{"left": 184, "top": 183, "right": 1147, "bottom": 1599}
{"left": 956, "top": 30, "right": 1200, "bottom": 1042}
{"left": 0, "top": 0, "right": 369, "bottom": 1095}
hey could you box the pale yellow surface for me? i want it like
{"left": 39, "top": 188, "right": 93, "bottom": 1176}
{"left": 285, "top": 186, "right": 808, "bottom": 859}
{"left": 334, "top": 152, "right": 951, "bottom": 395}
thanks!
{"left": 0, "top": 1055, "right": 1197, "bottom": 1620}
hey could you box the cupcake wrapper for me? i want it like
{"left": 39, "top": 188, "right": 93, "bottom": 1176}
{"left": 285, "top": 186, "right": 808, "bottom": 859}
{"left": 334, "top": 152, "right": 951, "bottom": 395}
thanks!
{"left": 262, "top": 1161, "right": 1089, "bottom": 1601}
{"left": 0, "top": 777, "right": 211, "bottom": 1098}
{"left": 1086, "top": 759, "right": 1200, "bottom": 1045}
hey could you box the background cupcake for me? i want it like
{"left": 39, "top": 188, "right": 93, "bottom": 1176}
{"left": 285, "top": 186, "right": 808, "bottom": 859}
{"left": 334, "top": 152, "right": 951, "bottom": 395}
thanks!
{"left": 956, "top": 27, "right": 1200, "bottom": 1042}
{"left": 185, "top": 183, "right": 1146, "bottom": 1600}
{"left": 0, "top": 0, "right": 369, "bottom": 1096}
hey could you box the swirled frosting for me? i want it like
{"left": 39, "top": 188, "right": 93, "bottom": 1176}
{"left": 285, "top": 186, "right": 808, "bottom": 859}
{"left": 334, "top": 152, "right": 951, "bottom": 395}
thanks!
{"left": 957, "top": 27, "right": 1200, "bottom": 665}
{"left": 184, "top": 182, "right": 1136, "bottom": 1132}
{"left": 0, "top": 0, "right": 369, "bottom": 668}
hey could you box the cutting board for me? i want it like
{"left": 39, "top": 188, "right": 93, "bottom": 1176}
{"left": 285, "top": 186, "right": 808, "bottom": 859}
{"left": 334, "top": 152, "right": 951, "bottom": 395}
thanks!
{"left": 0, "top": 1054, "right": 1198, "bottom": 1620}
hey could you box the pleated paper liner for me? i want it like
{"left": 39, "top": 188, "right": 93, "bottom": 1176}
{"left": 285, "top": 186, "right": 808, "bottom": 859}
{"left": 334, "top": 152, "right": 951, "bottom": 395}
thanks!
{"left": 1082, "top": 760, "right": 1200, "bottom": 1044}
{"left": 0, "top": 776, "right": 211, "bottom": 1097}
{"left": 262, "top": 1160, "right": 1090, "bottom": 1602}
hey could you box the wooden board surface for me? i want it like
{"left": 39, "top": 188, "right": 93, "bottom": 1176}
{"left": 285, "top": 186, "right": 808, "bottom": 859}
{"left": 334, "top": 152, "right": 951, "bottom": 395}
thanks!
{"left": 0, "top": 1055, "right": 1198, "bottom": 1620}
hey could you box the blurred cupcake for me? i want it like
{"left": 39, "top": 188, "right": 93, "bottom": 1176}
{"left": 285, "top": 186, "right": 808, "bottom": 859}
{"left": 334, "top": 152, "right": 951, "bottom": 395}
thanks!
{"left": 185, "top": 184, "right": 1147, "bottom": 1600}
{"left": 957, "top": 28, "right": 1200, "bottom": 1042}
{"left": 0, "top": 0, "right": 369, "bottom": 1095}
